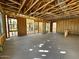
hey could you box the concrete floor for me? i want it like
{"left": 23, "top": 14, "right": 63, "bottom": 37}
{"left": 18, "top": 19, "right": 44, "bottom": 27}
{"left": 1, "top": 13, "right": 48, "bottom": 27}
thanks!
{"left": 0, "top": 33, "right": 79, "bottom": 59}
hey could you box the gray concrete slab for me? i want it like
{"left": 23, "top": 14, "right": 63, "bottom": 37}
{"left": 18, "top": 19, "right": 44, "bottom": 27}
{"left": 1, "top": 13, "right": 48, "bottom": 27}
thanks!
{"left": 0, "top": 33, "right": 79, "bottom": 59}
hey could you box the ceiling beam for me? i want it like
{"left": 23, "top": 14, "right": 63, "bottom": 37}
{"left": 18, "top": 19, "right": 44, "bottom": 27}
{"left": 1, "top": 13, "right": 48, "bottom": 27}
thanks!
{"left": 63, "top": 5, "right": 79, "bottom": 12}
{"left": 37, "top": 1, "right": 78, "bottom": 16}
{"left": 29, "top": 1, "right": 43, "bottom": 13}
{"left": 3, "top": 7, "right": 18, "bottom": 13}
{"left": 35, "top": 5, "right": 79, "bottom": 19}
{"left": 30, "top": 0, "right": 55, "bottom": 15}
{"left": 71, "top": 7, "right": 79, "bottom": 11}
{"left": 18, "top": 0, "right": 26, "bottom": 14}
{"left": 45, "top": 12, "right": 58, "bottom": 17}
{"left": 30, "top": 0, "right": 34, "bottom": 6}
{"left": 50, "top": 4, "right": 79, "bottom": 16}
{"left": 51, "top": 1, "right": 79, "bottom": 13}
{"left": 43, "top": 0, "right": 69, "bottom": 13}
{"left": 63, "top": 6, "right": 79, "bottom": 16}
{"left": 33, "top": 1, "right": 42, "bottom": 10}
{"left": 33, "top": 12, "right": 59, "bottom": 18}
{"left": 57, "top": 0, "right": 66, "bottom": 12}
{"left": 23, "top": 0, "right": 33, "bottom": 13}
{"left": 9, "top": 0, "right": 21, "bottom": 6}
{"left": 24, "top": 0, "right": 39, "bottom": 14}
{"left": 68, "top": 0, "right": 77, "bottom": 4}
{"left": 0, "top": 2, "right": 19, "bottom": 9}
{"left": 31, "top": 0, "right": 69, "bottom": 16}
{"left": 0, "top": 4, "right": 4, "bottom": 13}
{"left": 49, "top": 5, "right": 79, "bottom": 17}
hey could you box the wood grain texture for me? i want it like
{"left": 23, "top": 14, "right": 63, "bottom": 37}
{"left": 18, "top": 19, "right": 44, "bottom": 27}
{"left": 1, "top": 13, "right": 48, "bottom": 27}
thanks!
{"left": 17, "top": 16, "right": 27, "bottom": 36}
{"left": 57, "top": 19, "right": 79, "bottom": 34}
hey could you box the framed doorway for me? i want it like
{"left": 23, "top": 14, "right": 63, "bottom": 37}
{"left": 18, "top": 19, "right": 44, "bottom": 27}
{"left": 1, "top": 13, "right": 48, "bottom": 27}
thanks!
{"left": 26, "top": 19, "right": 34, "bottom": 34}
{"left": 46, "top": 22, "right": 50, "bottom": 33}
{"left": 6, "top": 17, "right": 18, "bottom": 37}
{"left": 53, "top": 22, "right": 57, "bottom": 33}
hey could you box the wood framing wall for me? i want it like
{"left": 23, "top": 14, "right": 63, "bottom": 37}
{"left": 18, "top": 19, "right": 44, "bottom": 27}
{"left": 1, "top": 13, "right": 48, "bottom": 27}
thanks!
{"left": 0, "top": 14, "right": 6, "bottom": 47}
{"left": 56, "top": 19, "right": 79, "bottom": 34}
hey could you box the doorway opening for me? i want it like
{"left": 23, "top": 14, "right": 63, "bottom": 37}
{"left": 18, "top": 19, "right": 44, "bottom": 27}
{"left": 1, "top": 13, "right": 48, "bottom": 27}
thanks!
{"left": 53, "top": 22, "right": 57, "bottom": 33}
{"left": 46, "top": 22, "right": 50, "bottom": 33}
{"left": 26, "top": 19, "right": 34, "bottom": 34}
{"left": 6, "top": 16, "right": 18, "bottom": 37}
{"left": 39, "top": 22, "right": 43, "bottom": 33}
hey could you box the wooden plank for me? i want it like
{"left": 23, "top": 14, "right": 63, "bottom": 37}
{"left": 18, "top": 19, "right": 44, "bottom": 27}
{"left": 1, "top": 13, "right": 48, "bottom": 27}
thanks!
{"left": 0, "top": 2, "right": 19, "bottom": 9}
{"left": 31, "top": 0, "right": 69, "bottom": 16}
{"left": 18, "top": 0, "right": 26, "bottom": 14}
{"left": 24, "top": 0, "right": 39, "bottom": 14}
{"left": 30, "top": 0, "right": 55, "bottom": 15}
{"left": 17, "top": 16, "right": 27, "bottom": 36}
{"left": 9, "top": 0, "right": 21, "bottom": 5}
{"left": 0, "top": 4, "right": 4, "bottom": 13}
{"left": 51, "top": 1, "right": 79, "bottom": 13}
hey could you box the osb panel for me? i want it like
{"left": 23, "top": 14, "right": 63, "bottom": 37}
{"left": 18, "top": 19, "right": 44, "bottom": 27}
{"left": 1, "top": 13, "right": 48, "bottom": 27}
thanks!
{"left": 56, "top": 19, "right": 79, "bottom": 34}
{"left": 0, "top": 34, "right": 6, "bottom": 45}
{"left": 17, "top": 17, "right": 27, "bottom": 36}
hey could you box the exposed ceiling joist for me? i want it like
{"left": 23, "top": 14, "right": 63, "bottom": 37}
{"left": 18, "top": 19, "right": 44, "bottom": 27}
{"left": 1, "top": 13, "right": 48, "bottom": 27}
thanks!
{"left": 64, "top": 8, "right": 79, "bottom": 16}
{"left": 33, "top": 1, "right": 79, "bottom": 16}
{"left": 33, "top": 12, "right": 59, "bottom": 18}
{"left": 50, "top": 5, "right": 79, "bottom": 16}
{"left": 24, "top": 0, "right": 39, "bottom": 14}
{"left": 0, "top": 4, "right": 4, "bottom": 13}
{"left": 44, "top": 12, "right": 58, "bottom": 17}
{"left": 63, "top": 5, "right": 79, "bottom": 12}
{"left": 30, "top": 0, "right": 35, "bottom": 6}
{"left": 31, "top": 0, "right": 69, "bottom": 16}
{"left": 25, "top": 0, "right": 32, "bottom": 7}
{"left": 71, "top": 7, "right": 79, "bottom": 11}
{"left": 48, "top": 4, "right": 79, "bottom": 17}
{"left": 51, "top": 1, "right": 79, "bottom": 13}
{"left": 30, "top": 0, "right": 55, "bottom": 15}
{"left": 3, "top": 7, "right": 18, "bottom": 13}
{"left": 68, "top": 0, "right": 77, "bottom": 4}
{"left": 18, "top": 0, "right": 26, "bottom": 14}
{"left": 0, "top": 2, "right": 19, "bottom": 9}
{"left": 58, "top": 0, "right": 66, "bottom": 12}
{"left": 0, "top": 0, "right": 79, "bottom": 20}
{"left": 33, "top": 1, "right": 42, "bottom": 10}
{"left": 9, "top": 0, "right": 21, "bottom": 6}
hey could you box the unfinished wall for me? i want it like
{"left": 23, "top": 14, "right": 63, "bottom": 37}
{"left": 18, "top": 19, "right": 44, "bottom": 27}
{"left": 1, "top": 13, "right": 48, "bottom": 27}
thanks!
{"left": 0, "top": 14, "right": 6, "bottom": 51}
{"left": 0, "top": 34, "right": 5, "bottom": 46}
{"left": 56, "top": 19, "right": 79, "bottom": 34}
{"left": 17, "top": 16, "right": 27, "bottom": 36}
